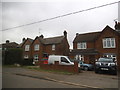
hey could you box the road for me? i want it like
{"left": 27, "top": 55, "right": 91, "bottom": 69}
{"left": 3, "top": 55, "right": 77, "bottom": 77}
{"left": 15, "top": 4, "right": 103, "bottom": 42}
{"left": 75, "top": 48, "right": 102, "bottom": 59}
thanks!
{"left": 3, "top": 68, "right": 83, "bottom": 88}
{"left": 2, "top": 67, "right": 119, "bottom": 89}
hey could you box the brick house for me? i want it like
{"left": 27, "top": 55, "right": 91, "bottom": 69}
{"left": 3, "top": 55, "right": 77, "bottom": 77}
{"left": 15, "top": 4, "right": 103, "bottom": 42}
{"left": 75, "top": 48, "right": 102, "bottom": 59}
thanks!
{"left": 1, "top": 40, "right": 19, "bottom": 50}
{"left": 31, "top": 31, "right": 70, "bottom": 62}
{"left": 70, "top": 32, "right": 101, "bottom": 64}
{"left": 70, "top": 23, "right": 120, "bottom": 68}
{"left": 21, "top": 38, "right": 33, "bottom": 60}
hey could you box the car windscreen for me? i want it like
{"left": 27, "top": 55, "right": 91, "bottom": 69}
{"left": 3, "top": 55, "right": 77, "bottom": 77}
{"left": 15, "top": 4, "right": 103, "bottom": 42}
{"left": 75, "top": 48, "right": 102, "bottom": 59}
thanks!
{"left": 98, "top": 58, "right": 113, "bottom": 62}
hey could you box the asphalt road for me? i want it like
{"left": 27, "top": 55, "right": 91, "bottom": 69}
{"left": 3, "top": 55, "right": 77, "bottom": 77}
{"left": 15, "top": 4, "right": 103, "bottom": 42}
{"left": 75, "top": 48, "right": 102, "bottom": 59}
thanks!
{"left": 3, "top": 69, "right": 83, "bottom": 88}
{"left": 2, "top": 67, "right": 119, "bottom": 89}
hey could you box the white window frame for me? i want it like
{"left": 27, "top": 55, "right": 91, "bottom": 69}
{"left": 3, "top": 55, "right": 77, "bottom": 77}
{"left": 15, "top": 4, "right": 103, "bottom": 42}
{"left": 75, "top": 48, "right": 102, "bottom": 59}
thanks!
{"left": 25, "top": 45, "right": 30, "bottom": 51}
{"left": 24, "top": 55, "right": 29, "bottom": 59}
{"left": 52, "top": 44, "right": 55, "bottom": 51}
{"left": 77, "top": 42, "right": 87, "bottom": 49}
{"left": 103, "top": 38, "right": 116, "bottom": 48}
{"left": 33, "top": 54, "right": 39, "bottom": 61}
{"left": 34, "top": 44, "right": 40, "bottom": 51}
{"left": 75, "top": 55, "right": 84, "bottom": 61}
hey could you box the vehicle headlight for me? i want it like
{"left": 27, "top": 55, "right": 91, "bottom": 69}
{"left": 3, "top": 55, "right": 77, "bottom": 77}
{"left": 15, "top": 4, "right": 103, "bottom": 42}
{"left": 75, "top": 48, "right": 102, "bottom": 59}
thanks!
{"left": 108, "top": 63, "right": 115, "bottom": 66}
{"left": 95, "top": 62, "right": 101, "bottom": 65}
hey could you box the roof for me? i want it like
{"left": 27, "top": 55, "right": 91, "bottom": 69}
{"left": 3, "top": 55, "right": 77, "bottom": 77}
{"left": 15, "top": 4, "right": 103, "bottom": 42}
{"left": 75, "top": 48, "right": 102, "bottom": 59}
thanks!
{"left": 2, "top": 42, "right": 19, "bottom": 48}
{"left": 101, "top": 25, "right": 120, "bottom": 36}
{"left": 70, "top": 48, "right": 99, "bottom": 55}
{"left": 20, "top": 38, "right": 33, "bottom": 47}
{"left": 73, "top": 32, "right": 101, "bottom": 43}
{"left": 39, "top": 36, "right": 65, "bottom": 45}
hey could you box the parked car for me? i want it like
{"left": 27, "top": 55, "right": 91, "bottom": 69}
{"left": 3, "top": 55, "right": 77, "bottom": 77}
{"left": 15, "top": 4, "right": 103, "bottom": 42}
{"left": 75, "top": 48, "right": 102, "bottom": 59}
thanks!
{"left": 78, "top": 60, "right": 94, "bottom": 71}
{"left": 95, "top": 57, "right": 117, "bottom": 74}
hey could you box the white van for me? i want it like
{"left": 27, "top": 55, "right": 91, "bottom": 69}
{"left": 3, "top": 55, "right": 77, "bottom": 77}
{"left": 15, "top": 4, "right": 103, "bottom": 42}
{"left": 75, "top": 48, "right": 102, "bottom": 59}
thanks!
{"left": 48, "top": 55, "right": 80, "bottom": 67}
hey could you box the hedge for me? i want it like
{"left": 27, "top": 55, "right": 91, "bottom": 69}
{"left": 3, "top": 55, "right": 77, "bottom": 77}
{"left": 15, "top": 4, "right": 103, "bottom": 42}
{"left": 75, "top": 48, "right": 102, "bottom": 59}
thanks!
{"left": 2, "top": 48, "right": 23, "bottom": 65}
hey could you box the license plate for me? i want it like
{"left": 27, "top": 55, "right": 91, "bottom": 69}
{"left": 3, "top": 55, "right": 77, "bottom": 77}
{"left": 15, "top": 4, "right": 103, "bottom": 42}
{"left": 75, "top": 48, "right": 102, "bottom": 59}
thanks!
{"left": 101, "top": 68, "right": 108, "bottom": 70}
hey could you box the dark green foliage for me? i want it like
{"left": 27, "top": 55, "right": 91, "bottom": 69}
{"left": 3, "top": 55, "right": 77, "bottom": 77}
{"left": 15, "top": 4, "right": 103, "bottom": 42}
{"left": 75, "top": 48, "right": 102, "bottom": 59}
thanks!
{"left": 3, "top": 48, "right": 23, "bottom": 65}
{"left": 22, "top": 58, "right": 33, "bottom": 66}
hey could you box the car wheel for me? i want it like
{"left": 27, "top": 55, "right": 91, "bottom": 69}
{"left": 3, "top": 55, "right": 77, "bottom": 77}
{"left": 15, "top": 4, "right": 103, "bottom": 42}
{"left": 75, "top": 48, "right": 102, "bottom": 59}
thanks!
{"left": 95, "top": 69, "right": 98, "bottom": 73}
{"left": 84, "top": 66, "right": 89, "bottom": 71}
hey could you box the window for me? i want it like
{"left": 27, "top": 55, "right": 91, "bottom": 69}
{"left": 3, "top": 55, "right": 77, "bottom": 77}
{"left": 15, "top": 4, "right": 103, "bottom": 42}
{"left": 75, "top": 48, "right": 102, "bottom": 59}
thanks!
{"left": 34, "top": 44, "right": 39, "bottom": 51}
{"left": 103, "top": 38, "right": 115, "bottom": 48}
{"left": 77, "top": 42, "right": 86, "bottom": 49}
{"left": 75, "top": 55, "right": 84, "bottom": 61}
{"left": 25, "top": 45, "right": 30, "bottom": 51}
{"left": 61, "top": 57, "right": 69, "bottom": 63}
{"left": 33, "top": 54, "right": 39, "bottom": 61}
{"left": 52, "top": 44, "right": 55, "bottom": 51}
{"left": 24, "top": 55, "right": 29, "bottom": 59}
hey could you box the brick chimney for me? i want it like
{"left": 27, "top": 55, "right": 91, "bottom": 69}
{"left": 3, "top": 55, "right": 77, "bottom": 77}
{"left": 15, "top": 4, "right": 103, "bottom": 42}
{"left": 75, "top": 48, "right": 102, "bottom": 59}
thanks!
{"left": 63, "top": 30, "right": 67, "bottom": 38}
{"left": 22, "top": 38, "right": 26, "bottom": 43}
{"left": 39, "top": 34, "right": 44, "bottom": 38}
{"left": 114, "top": 21, "right": 120, "bottom": 31}
{"left": 6, "top": 40, "right": 9, "bottom": 44}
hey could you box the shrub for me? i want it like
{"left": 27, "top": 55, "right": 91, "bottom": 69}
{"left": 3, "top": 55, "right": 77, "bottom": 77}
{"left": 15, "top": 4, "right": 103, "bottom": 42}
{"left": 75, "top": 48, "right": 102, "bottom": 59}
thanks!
{"left": 3, "top": 48, "right": 23, "bottom": 65}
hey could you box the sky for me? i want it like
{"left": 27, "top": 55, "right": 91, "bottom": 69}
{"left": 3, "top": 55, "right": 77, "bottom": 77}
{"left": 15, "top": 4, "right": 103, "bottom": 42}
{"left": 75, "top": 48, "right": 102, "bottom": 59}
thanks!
{"left": 1, "top": 0, "right": 119, "bottom": 49}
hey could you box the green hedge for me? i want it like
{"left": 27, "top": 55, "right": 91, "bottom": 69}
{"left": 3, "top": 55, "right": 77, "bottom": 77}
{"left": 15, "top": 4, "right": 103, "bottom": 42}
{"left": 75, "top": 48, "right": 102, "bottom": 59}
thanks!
{"left": 3, "top": 48, "right": 23, "bottom": 65}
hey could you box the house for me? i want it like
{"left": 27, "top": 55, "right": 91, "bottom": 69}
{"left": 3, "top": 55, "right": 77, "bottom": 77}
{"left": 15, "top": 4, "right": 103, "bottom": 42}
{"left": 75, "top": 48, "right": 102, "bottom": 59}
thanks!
{"left": 1, "top": 40, "right": 19, "bottom": 50}
{"left": 70, "top": 32, "right": 101, "bottom": 64}
{"left": 21, "top": 38, "right": 33, "bottom": 60}
{"left": 70, "top": 22, "right": 120, "bottom": 68}
{"left": 31, "top": 31, "right": 70, "bottom": 62}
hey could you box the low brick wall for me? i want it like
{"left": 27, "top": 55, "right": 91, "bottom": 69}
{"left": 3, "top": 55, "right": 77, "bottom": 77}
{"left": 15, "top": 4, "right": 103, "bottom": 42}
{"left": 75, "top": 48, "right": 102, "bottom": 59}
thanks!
{"left": 38, "top": 61, "right": 79, "bottom": 74}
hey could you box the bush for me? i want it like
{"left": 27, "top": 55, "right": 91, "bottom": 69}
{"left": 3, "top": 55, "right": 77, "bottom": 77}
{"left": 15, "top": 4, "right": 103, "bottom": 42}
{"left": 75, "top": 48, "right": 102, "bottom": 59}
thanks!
{"left": 3, "top": 48, "right": 23, "bottom": 65}
{"left": 22, "top": 58, "right": 33, "bottom": 66}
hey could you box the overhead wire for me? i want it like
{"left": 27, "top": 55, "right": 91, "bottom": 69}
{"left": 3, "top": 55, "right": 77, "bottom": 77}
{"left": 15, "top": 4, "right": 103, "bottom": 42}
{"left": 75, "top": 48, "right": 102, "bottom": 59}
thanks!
{"left": 1, "top": 1, "right": 119, "bottom": 31}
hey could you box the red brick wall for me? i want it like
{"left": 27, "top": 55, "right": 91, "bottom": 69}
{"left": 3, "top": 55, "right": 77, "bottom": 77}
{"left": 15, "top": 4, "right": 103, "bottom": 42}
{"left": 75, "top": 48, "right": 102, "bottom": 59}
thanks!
{"left": 73, "top": 42, "right": 95, "bottom": 49}
{"left": 31, "top": 38, "right": 44, "bottom": 60}
{"left": 95, "top": 29, "right": 119, "bottom": 56}
{"left": 39, "top": 61, "right": 79, "bottom": 74}
{"left": 22, "top": 40, "right": 32, "bottom": 59}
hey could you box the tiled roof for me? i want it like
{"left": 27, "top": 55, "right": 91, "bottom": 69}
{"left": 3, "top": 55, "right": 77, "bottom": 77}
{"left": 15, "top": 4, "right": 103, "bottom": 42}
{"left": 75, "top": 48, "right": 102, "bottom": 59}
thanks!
{"left": 73, "top": 32, "right": 101, "bottom": 42}
{"left": 2, "top": 42, "right": 18, "bottom": 48}
{"left": 70, "top": 48, "right": 99, "bottom": 55}
{"left": 39, "top": 36, "right": 65, "bottom": 45}
{"left": 20, "top": 38, "right": 33, "bottom": 47}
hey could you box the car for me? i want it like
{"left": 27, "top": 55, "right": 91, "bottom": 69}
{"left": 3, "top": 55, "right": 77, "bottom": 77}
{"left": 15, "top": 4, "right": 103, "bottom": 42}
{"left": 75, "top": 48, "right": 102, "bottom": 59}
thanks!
{"left": 78, "top": 60, "right": 94, "bottom": 71}
{"left": 95, "top": 57, "right": 117, "bottom": 74}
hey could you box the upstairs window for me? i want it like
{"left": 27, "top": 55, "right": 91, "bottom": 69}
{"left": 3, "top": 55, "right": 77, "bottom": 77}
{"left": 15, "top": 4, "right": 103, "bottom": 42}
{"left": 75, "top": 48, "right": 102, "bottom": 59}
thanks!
{"left": 103, "top": 38, "right": 115, "bottom": 48}
{"left": 25, "top": 45, "right": 30, "bottom": 51}
{"left": 52, "top": 44, "right": 55, "bottom": 51}
{"left": 34, "top": 44, "right": 40, "bottom": 51}
{"left": 77, "top": 42, "right": 86, "bottom": 49}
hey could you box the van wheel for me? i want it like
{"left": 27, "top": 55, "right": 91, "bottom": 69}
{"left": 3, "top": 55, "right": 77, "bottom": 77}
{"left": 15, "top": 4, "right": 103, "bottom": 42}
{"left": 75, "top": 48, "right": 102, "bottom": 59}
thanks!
{"left": 84, "top": 66, "right": 89, "bottom": 71}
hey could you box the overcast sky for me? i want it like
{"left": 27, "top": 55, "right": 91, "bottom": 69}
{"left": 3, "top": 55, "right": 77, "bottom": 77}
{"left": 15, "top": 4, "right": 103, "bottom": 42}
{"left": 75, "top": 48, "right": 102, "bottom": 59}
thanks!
{"left": 1, "top": 0, "right": 119, "bottom": 49}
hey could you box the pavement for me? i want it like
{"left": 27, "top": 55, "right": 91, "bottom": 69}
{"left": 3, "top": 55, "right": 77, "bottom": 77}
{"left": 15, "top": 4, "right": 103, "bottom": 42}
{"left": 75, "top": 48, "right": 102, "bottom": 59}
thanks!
{"left": 3, "top": 66, "right": 119, "bottom": 89}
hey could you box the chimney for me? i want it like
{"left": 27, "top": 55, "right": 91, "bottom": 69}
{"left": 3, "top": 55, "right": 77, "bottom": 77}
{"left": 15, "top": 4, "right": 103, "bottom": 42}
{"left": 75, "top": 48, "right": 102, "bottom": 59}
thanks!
{"left": 63, "top": 30, "right": 67, "bottom": 38}
{"left": 40, "top": 34, "right": 44, "bottom": 38}
{"left": 76, "top": 33, "right": 79, "bottom": 36}
{"left": 6, "top": 40, "right": 9, "bottom": 44}
{"left": 114, "top": 21, "right": 120, "bottom": 32}
{"left": 22, "top": 38, "right": 26, "bottom": 43}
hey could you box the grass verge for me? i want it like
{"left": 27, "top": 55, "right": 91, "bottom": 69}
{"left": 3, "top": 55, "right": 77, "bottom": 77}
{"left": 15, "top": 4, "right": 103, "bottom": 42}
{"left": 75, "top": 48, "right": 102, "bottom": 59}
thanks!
{"left": 23, "top": 66, "right": 75, "bottom": 75}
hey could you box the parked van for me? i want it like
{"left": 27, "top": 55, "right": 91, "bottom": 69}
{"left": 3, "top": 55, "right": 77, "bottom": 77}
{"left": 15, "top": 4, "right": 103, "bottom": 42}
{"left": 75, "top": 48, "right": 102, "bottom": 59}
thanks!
{"left": 48, "top": 55, "right": 80, "bottom": 67}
